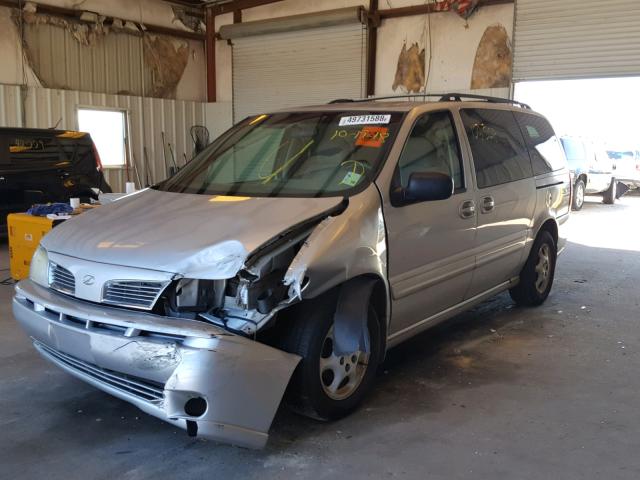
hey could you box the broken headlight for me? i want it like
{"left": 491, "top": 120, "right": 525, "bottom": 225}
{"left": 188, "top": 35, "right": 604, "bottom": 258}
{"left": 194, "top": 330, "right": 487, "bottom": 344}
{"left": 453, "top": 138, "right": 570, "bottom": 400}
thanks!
{"left": 30, "top": 246, "right": 50, "bottom": 288}
{"left": 168, "top": 278, "right": 225, "bottom": 315}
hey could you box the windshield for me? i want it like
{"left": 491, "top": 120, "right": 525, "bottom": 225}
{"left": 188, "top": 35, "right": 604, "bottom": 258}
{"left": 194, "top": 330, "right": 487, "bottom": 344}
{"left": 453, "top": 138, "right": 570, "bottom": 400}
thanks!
{"left": 156, "top": 111, "right": 404, "bottom": 197}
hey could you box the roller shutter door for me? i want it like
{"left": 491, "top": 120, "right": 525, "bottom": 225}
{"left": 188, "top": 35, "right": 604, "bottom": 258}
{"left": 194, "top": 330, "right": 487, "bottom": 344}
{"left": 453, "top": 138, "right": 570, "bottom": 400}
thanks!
{"left": 221, "top": 8, "right": 367, "bottom": 121}
{"left": 514, "top": 0, "right": 640, "bottom": 81}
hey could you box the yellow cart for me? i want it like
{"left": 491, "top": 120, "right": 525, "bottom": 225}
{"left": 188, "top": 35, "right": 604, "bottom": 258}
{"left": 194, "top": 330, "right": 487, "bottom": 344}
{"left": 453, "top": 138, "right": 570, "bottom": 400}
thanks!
{"left": 8, "top": 213, "right": 62, "bottom": 280}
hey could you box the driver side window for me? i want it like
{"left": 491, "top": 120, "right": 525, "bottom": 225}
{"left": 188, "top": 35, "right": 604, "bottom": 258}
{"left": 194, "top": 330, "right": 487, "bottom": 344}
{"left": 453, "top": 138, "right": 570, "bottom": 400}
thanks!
{"left": 397, "top": 111, "right": 464, "bottom": 190}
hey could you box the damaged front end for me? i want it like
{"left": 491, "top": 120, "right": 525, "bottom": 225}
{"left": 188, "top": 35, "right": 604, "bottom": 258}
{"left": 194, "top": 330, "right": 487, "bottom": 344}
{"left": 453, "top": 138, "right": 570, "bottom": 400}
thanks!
{"left": 156, "top": 199, "right": 348, "bottom": 337}
{"left": 12, "top": 280, "right": 299, "bottom": 448}
{"left": 12, "top": 198, "right": 366, "bottom": 448}
{"left": 12, "top": 105, "right": 401, "bottom": 447}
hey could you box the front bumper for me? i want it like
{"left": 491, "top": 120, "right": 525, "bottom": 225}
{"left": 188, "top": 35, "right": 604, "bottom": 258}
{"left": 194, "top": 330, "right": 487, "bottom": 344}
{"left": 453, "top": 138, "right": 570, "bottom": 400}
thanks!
{"left": 12, "top": 280, "right": 300, "bottom": 449}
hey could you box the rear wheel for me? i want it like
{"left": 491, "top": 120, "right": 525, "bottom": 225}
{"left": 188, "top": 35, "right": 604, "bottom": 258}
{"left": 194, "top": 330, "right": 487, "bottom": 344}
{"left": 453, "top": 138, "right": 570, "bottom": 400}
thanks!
{"left": 603, "top": 178, "right": 617, "bottom": 205}
{"left": 510, "top": 230, "right": 557, "bottom": 306}
{"left": 282, "top": 291, "right": 381, "bottom": 420}
{"left": 572, "top": 179, "right": 585, "bottom": 211}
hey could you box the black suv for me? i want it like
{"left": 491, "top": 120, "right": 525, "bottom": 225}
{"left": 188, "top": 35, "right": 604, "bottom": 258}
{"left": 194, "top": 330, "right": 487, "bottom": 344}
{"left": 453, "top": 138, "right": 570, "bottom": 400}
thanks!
{"left": 0, "top": 127, "right": 111, "bottom": 233}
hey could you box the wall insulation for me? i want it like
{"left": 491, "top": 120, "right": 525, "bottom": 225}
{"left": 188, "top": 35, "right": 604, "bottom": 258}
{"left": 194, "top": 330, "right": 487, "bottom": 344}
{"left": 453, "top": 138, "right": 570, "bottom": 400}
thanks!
{"left": 21, "top": 19, "right": 193, "bottom": 99}
{"left": 0, "top": 84, "right": 231, "bottom": 192}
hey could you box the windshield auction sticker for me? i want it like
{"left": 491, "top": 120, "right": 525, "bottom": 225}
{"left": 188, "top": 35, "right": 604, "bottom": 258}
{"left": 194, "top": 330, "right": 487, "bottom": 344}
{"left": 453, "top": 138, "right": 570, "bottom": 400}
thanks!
{"left": 338, "top": 114, "right": 391, "bottom": 126}
{"left": 355, "top": 126, "right": 389, "bottom": 148}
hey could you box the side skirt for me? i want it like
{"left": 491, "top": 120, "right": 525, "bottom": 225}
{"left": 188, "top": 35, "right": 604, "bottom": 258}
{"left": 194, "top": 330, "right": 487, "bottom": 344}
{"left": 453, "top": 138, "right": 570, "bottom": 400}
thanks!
{"left": 386, "top": 277, "right": 519, "bottom": 348}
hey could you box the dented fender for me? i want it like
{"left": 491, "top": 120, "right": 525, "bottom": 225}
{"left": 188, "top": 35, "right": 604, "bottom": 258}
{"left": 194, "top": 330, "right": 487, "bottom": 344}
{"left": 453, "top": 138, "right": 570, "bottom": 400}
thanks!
{"left": 282, "top": 186, "right": 391, "bottom": 349}
{"left": 284, "top": 187, "right": 390, "bottom": 311}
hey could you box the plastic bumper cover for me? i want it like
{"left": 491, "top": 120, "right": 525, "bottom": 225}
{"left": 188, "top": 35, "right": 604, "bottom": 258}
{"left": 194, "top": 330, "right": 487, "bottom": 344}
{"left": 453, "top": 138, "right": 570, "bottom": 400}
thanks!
{"left": 12, "top": 280, "right": 300, "bottom": 449}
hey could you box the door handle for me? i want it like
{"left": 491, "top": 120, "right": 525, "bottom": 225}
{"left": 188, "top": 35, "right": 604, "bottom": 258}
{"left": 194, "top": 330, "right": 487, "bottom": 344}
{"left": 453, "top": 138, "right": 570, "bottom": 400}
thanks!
{"left": 481, "top": 196, "right": 495, "bottom": 213}
{"left": 459, "top": 200, "right": 476, "bottom": 219}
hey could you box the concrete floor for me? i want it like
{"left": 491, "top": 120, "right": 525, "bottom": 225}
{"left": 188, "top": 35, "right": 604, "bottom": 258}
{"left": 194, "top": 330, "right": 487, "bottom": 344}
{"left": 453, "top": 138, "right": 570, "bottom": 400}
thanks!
{"left": 2, "top": 195, "right": 640, "bottom": 480}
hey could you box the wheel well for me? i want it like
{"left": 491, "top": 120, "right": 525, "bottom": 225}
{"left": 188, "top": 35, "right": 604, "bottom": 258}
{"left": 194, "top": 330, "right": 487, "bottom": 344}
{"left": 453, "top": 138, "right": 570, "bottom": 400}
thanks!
{"left": 368, "top": 275, "right": 388, "bottom": 348}
{"left": 538, "top": 219, "right": 558, "bottom": 247}
{"left": 270, "top": 275, "right": 388, "bottom": 353}
{"left": 335, "top": 274, "right": 388, "bottom": 355}
{"left": 577, "top": 173, "right": 587, "bottom": 185}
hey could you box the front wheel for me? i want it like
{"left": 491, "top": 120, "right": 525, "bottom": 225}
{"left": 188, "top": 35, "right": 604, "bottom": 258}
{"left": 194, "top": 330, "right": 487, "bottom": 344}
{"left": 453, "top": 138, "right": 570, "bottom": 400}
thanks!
{"left": 603, "top": 178, "right": 617, "bottom": 205}
{"left": 510, "top": 230, "right": 557, "bottom": 306}
{"left": 281, "top": 292, "right": 382, "bottom": 420}
{"left": 572, "top": 179, "right": 585, "bottom": 210}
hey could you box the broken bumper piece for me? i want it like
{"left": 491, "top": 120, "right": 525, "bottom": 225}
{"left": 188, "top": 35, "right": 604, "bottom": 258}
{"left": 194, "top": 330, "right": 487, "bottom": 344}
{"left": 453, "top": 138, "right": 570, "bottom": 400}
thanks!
{"left": 12, "top": 280, "right": 300, "bottom": 449}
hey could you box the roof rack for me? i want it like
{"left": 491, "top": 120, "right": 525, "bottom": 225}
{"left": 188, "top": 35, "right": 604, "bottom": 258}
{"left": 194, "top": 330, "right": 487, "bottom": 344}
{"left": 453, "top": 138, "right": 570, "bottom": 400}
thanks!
{"left": 328, "top": 94, "right": 443, "bottom": 104}
{"left": 328, "top": 92, "right": 531, "bottom": 109}
{"left": 438, "top": 93, "right": 531, "bottom": 109}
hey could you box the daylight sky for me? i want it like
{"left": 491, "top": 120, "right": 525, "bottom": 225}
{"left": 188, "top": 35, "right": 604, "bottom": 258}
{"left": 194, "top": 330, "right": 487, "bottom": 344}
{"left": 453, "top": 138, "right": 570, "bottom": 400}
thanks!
{"left": 514, "top": 77, "right": 640, "bottom": 151}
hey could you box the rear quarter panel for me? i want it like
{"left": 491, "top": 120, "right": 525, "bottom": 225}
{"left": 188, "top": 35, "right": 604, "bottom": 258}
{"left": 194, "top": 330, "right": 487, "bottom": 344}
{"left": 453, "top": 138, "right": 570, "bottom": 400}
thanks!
{"left": 530, "top": 169, "right": 571, "bottom": 256}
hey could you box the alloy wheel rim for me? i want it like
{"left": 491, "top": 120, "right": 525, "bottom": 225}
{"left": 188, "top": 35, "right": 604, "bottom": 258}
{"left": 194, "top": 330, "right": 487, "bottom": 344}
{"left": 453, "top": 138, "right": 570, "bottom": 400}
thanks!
{"left": 534, "top": 244, "right": 551, "bottom": 294}
{"left": 576, "top": 183, "right": 584, "bottom": 208}
{"left": 319, "top": 325, "right": 370, "bottom": 401}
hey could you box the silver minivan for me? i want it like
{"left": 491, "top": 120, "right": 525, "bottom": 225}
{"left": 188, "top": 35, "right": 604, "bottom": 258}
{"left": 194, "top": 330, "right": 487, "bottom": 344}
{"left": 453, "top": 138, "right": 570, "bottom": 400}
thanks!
{"left": 13, "top": 94, "right": 570, "bottom": 448}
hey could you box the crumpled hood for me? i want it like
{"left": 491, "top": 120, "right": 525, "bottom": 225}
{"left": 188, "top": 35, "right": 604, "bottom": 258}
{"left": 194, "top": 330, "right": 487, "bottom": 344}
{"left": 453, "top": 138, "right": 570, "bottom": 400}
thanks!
{"left": 41, "top": 188, "right": 343, "bottom": 279}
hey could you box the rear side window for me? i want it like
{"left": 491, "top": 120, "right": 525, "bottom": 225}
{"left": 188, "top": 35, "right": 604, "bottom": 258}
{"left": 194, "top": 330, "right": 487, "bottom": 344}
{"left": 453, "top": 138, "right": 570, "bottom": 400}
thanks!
{"left": 460, "top": 108, "right": 532, "bottom": 189}
{"left": 396, "top": 110, "right": 464, "bottom": 191}
{"left": 515, "top": 113, "right": 567, "bottom": 175}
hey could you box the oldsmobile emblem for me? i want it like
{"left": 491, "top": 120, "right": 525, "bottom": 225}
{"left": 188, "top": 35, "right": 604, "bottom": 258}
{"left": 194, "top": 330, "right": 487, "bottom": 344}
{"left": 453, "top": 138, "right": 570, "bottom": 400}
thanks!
{"left": 82, "top": 274, "right": 95, "bottom": 286}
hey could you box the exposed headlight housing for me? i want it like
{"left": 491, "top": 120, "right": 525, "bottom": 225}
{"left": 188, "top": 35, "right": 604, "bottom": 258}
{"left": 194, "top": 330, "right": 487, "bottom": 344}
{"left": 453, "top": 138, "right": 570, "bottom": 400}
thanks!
{"left": 29, "top": 246, "right": 50, "bottom": 288}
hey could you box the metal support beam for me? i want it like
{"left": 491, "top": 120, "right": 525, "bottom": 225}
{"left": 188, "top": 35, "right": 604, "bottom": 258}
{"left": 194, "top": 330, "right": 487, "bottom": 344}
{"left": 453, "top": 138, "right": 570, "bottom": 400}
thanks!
{"left": 212, "top": 0, "right": 283, "bottom": 16}
{"left": 366, "top": 0, "right": 378, "bottom": 97}
{"left": 0, "top": 0, "right": 204, "bottom": 40}
{"left": 206, "top": 7, "right": 216, "bottom": 102}
{"left": 378, "top": 0, "right": 513, "bottom": 20}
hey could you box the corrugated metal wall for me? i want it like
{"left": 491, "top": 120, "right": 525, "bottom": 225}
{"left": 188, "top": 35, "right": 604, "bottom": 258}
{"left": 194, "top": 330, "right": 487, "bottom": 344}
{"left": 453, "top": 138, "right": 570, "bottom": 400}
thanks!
{"left": 25, "top": 23, "right": 148, "bottom": 97}
{"left": 20, "top": 18, "right": 198, "bottom": 100}
{"left": 232, "top": 23, "right": 367, "bottom": 121}
{"left": 0, "top": 83, "right": 210, "bottom": 192}
{"left": 514, "top": 0, "right": 640, "bottom": 81}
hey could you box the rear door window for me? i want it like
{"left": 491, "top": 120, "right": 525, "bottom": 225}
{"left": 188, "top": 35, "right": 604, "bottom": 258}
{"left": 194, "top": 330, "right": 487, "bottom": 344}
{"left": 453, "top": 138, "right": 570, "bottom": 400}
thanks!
{"left": 460, "top": 108, "right": 533, "bottom": 189}
{"left": 515, "top": 112, "right": 567, "bottom": 175}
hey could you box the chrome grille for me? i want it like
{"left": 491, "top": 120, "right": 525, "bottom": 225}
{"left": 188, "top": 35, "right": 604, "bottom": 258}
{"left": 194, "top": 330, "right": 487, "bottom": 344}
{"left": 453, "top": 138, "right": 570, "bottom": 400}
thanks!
{"left": 34, "top": 341, "right": 164, "bottom": 404}
{"left": 49, "top": 263, "right": 75, "bottom": 295}
{"left": 102, "top": 280, "right": 169, "bottom": 310}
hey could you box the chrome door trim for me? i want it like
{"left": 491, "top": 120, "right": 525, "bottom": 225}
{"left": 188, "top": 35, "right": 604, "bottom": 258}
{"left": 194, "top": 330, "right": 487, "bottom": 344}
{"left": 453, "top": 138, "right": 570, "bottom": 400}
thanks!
{"left": 481, "top": 196, "right": 495, "bottom": 213}
{"left": 459, "top": 199, "right": 476, "bottom": 219}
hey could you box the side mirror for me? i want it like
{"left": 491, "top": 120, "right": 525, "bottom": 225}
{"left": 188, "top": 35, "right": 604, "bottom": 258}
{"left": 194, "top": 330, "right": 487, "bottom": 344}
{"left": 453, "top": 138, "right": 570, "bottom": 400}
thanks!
{"left": 393, "top": 172, "right": 454, "bottom": 206}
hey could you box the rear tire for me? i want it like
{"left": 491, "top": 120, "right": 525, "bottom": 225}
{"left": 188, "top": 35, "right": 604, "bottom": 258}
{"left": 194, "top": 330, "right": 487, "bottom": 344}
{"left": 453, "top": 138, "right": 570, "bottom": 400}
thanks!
{"left": 603, "top": 178, "right": 617, "bottom": 205}
{"left": 281, "top": 290, "right": 381, "bottom": 420}
{"left": 572, "top": 179, "right": 585, "bottom": 211}
{"left": 510, "top": 230, "right": 557, "bottom": 306}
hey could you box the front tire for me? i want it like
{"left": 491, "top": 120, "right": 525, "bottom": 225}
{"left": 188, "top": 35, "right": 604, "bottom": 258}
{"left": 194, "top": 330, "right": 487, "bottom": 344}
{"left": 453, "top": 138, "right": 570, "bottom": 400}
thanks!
{"left": 281, "top": 291, "right": 381, "bottom": 420}
{"left": 572, "top": 179, "right": 585, "bottom": 211}
{"left": 510, "top": 230, "right": 557, "bottom": 306}
{"left": 603, "top": 178, "right": 617, "bottom": 205}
